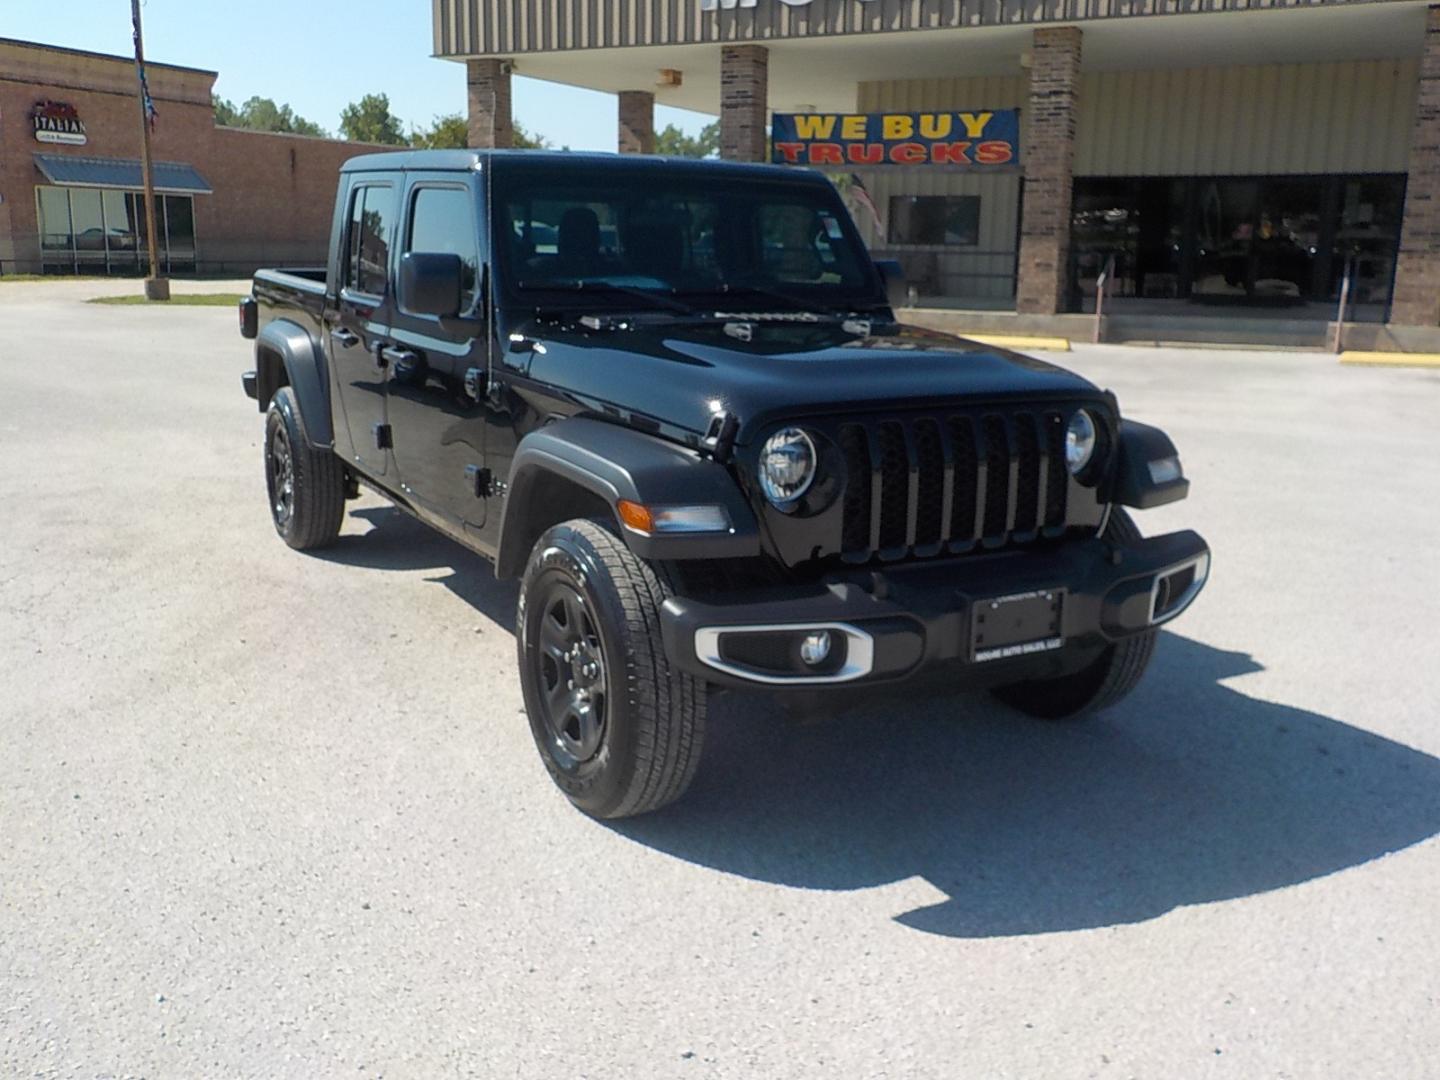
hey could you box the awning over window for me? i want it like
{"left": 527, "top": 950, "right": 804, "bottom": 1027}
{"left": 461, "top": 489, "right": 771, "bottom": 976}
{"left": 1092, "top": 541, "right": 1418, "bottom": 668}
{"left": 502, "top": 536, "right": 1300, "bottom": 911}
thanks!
{"left": 33, "top": 154, "right": 213, "bottom": 195}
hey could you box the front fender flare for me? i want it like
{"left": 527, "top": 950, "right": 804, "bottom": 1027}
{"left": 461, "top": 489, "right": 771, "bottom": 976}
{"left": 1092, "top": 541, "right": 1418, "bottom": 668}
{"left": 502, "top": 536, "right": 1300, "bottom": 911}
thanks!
{"left": 1113, "top": 419, "right": 1190, "bottom": 509}
{"left": 496, "top": 417, "right": 761, "bottom": 578}
{"left": 255, "top": 319, "right": 333, "bottom": 450}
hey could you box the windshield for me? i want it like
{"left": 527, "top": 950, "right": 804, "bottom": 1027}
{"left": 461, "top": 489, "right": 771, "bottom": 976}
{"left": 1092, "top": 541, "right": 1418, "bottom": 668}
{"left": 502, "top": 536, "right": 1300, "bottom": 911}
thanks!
{"left": 492, "top": 165, "right": 884, "bottom": 316}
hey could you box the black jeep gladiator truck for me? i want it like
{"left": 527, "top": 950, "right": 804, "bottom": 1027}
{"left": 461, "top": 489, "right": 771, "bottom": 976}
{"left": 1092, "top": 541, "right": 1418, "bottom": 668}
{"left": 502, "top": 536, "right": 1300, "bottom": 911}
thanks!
{"left": 240, "top": 150, "right": 1209, "bottom": 819}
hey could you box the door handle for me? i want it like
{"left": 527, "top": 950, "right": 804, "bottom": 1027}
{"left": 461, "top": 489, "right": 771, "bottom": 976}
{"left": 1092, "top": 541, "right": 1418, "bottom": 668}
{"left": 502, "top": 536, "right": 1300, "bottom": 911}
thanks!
{"left": 379, "top": 345, "right": 417, "bottom": 370}
{"left": 332, "top": 327, "right": 359, "bottom": 347}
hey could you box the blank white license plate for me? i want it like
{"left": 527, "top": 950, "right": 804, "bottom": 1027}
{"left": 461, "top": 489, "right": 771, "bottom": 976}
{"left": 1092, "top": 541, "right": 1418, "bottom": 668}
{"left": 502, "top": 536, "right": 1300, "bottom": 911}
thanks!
{"left": 970, "top": 589, "right": 1065, "bottom": 663}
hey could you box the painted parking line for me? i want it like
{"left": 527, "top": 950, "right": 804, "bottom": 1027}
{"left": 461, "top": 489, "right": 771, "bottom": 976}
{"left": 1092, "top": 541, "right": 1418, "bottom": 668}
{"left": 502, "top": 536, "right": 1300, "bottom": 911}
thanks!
{"left": 1340, "top": 351, "right": 1440, "bottom": 368}
{"left": 958, "top": 334, "right": 1073, "bottom": 352}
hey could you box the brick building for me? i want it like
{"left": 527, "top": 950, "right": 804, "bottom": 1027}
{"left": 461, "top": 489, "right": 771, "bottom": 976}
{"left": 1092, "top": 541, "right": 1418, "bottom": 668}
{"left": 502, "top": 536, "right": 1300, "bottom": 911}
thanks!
{"left": 0, "top": 38, "right": 385, "bottom": 276}
{"left": 436, "top": 0, "right": 1440, "bottom": 339}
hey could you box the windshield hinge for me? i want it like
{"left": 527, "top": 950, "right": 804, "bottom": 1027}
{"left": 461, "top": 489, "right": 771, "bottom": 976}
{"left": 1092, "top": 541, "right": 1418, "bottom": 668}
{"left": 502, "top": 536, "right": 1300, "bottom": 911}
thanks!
{"left": 703, "top": 412, "right": 740, "bottom": 464}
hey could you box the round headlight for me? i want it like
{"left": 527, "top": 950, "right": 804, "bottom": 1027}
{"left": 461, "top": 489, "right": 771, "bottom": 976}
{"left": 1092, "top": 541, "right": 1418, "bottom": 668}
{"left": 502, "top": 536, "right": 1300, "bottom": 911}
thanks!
{"left": 758, "top": 427, "right": 817, "bottom": 506}
{"left": 1066, "top": 409, "right": 1097, "bottom": 475}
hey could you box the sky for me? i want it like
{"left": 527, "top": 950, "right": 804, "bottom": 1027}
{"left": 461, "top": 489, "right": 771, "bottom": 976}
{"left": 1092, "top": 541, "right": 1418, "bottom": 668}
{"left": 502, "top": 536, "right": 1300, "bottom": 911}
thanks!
{"left": 2, "top": 0, "right": 713, "bottom": 149}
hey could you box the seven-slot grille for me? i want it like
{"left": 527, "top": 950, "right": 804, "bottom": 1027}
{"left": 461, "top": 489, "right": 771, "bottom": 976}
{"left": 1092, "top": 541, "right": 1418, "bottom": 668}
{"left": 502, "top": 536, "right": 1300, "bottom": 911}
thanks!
{"left": 836, "top": 409, "right": 1072, "bottom": 563}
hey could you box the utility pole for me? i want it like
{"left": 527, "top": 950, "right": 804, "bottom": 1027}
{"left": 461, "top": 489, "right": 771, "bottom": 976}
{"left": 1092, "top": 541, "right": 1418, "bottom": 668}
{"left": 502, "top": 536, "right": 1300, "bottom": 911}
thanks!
{"left": 131, "top": 0, "right": 169, "bottom": 300}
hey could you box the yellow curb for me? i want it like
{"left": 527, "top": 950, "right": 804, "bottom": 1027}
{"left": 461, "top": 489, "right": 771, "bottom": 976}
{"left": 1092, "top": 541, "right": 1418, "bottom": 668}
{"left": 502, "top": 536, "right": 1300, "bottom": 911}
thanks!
{"left": 1340, "top": 351, "right": 1440, "bottom": 368}
{"left": 960, "top": 334, "right": 1072, "bottom": 352}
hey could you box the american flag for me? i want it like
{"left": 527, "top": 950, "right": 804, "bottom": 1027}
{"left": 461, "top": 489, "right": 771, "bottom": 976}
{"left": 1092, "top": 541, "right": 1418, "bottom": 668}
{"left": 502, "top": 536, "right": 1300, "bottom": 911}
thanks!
{"left": 132, "top": 9, "right": 158, "bottom": 132}
{"left": 849, "top": 173, "right": 885, "bottom": 241}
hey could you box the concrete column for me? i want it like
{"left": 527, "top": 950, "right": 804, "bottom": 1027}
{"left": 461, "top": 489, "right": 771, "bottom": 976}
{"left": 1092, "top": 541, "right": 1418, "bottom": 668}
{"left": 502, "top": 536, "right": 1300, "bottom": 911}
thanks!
{"left": 1391, "top": 6, "right": 1440, "bottom": 326}
{"left": 618, "top": 91, "right": 655, "bottom": 154}
{"left": 720, "top": 45, "right": 768, "bottom": 163}
{"left": 1015, "top": 27, "right": 1082, "bottom": 316}
{"left": 467, "top": 58, "right": 514, "bottom": 149}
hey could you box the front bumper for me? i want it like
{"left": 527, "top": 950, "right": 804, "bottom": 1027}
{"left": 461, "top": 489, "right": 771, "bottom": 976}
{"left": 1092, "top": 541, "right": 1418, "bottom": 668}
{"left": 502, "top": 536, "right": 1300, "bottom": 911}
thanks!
{"left": 660, "top": 529, "right": 1209, "bottom": 690}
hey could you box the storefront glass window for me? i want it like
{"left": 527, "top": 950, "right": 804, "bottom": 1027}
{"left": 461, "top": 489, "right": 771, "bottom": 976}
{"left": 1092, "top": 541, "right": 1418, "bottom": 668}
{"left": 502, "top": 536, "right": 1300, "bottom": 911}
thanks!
{"left": 35, "top": 185, "right": 198, "bottom": 275}
{"left": 37, "top": 186, "right": 73, "bottom": 262}
{"left": 102, "top": 189, "right": 139, "bottom": 271}
{"left": 70, "top": 188, "right": 106, "bottom": 271}
{"left": 1072, "top": 174, "right": 1404, "bottom": 321}
{"left": 164, "top": 195, "right": 197, "bottom": 272}
{"left": 1331, "top": 177, "right": 1405, "bottom": 312}
{"left": 1071, "top": 180, "right": 1141, "bottom": 300}
{"left": 886, "top": 196, "right": 980, "bottom": 246}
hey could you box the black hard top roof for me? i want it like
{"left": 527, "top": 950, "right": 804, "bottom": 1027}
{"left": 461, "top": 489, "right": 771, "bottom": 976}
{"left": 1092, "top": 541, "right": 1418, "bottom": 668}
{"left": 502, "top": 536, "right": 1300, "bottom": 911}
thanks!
{"left": 339, "top": 148, "right": 823, "bottom": 183}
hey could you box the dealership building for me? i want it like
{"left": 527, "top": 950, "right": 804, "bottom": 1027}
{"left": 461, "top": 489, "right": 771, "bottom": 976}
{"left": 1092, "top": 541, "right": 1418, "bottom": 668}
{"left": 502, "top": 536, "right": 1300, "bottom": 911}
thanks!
{"left": 0, "top": 38, "right": 385, "bottom": 277}
{"left": 437, "top": 0, "right": 1440, "bottom": 343}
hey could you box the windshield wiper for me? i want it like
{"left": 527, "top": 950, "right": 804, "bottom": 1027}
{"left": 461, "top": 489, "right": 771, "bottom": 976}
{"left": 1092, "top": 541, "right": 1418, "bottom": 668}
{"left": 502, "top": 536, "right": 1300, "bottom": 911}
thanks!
{"left": 679, "top": 282, "right": 880, "bottom": 321}
{"left": 515, "top": 279, "right": 701, "bottom": 317}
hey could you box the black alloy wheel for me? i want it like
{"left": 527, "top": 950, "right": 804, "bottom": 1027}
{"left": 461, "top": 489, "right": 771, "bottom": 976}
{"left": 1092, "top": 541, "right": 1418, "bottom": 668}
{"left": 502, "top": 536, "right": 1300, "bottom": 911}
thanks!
{"left": 266, "top": 421, "right": 295, "bottom": 530}
{"left": 263, "top": 386, "right": 346, "bottom": 550}
{"left": 517, "top": 518, "right": 708, "bottom": 818}
{"left": 531, "top": 580, "right": 610, "bottom": 769}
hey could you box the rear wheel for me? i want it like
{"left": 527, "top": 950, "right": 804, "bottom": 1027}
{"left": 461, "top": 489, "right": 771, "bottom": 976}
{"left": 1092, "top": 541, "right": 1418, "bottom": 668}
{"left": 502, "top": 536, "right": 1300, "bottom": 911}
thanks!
{"left": 264, "top": 387, "right": 345, "bottom": 550}
{"left": 517, "top": 518, "right": 707, "bottom": 818}
{"left": 990, "top": 508, "right": 1158, "bottom": 721}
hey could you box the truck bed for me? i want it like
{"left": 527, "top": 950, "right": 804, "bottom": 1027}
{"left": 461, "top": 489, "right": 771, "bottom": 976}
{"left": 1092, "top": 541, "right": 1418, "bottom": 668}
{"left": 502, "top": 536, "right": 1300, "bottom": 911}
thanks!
{"left": 252, "top": 267, "right": 328, "bottom": 341}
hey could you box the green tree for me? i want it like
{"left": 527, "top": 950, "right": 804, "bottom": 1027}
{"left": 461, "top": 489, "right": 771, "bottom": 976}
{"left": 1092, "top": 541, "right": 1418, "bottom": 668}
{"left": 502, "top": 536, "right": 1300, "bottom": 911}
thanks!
{"left": 213, "top": 94, "right": 239, "bottom": 126}
{"left": 213, "top": 94, "right": 327, "bottom": 137}
{"left": 408, "top": 113, "right": 556, "bottom": 150}
{"left": 512, "top": 120, "right": 553, "bottom": 150}
{"left": 340, "top": 93, "right": 407, "bottom": 145}
{"left": 655, "top": 121, "right": 719, "bottom": 158}
{"left": 409, "top": 113, "right": 469, "bottom": 149}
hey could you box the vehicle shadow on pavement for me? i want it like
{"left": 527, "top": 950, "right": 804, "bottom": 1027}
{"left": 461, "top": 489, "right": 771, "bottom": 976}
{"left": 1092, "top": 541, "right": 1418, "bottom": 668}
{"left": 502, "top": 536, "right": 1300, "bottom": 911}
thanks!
{"left": 614, "top": 633, "right": 1440, "bottom": 938}
{"left": 317, "top": 506, "right": 519, "bottom": 626}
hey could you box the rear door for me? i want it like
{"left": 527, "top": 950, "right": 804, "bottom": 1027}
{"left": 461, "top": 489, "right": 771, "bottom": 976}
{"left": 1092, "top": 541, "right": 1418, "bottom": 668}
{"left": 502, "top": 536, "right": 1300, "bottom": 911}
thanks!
{"left": 327, "top": 178, "right": 398, "bottom": 477}
{"left": 384, "top": 174, "right": 490, "bottom": 525}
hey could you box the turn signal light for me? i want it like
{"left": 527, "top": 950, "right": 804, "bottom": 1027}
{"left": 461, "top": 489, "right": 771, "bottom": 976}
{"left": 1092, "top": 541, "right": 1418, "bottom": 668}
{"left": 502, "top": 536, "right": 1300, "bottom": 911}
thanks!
{"left": 616, "top": 501, "right": 731, "bottom": 535}
{"left": 617, "top": 500, "right": 655, "bottom": 533}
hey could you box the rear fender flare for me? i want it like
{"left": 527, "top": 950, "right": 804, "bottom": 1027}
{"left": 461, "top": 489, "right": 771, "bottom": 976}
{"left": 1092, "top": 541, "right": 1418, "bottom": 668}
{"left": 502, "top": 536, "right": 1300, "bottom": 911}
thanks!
{"left": 255, "top": 319, "right": 333, "bottom": 450}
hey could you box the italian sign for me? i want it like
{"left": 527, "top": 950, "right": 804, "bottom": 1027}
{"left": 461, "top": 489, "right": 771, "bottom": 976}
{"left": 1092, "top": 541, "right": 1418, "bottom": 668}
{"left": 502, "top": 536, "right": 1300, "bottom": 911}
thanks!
{"left": 771, "top": 110, "right": 1020, "bottom": 168}
{"left": 31, "top": 101, "right": 87, "bottom": 146}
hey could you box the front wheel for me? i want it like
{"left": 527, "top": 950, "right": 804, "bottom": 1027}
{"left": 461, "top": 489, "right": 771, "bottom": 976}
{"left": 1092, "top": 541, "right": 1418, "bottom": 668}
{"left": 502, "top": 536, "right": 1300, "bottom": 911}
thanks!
{"left": 989, "top": 508, "right": 1158, "bottom": 721}
{"left": 516, "top": 519, "right": 707, "bottom": 818}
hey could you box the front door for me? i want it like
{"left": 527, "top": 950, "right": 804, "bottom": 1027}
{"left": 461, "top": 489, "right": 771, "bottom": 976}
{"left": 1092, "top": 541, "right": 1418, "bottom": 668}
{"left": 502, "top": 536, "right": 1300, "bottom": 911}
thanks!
{"left": 385, "top": 177, "right": 490, "bottom": 525}
{"left": 329, "top": 180, "right": 398, "bottom": 477}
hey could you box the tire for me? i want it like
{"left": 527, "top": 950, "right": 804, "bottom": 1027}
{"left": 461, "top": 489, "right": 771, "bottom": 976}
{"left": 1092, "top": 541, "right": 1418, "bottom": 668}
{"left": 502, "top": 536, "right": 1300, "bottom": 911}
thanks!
{"left": 264, "top": 387, "right": 346, "bottom": 551}
{"left": 990, "top": 508, "right": 1158, "bottom": 722}
{"left": 516, "top": 518, "right": 707, "bottom": 819}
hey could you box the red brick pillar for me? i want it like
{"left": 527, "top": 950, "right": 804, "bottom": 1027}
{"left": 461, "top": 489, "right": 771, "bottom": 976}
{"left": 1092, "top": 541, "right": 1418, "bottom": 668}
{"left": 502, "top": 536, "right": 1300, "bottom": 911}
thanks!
{"left": 1391, "top": 6, "right": 1440, "bottom": 326}
{"left": 618, "top": 91, "right": 655, "bottom": 154}
{"left": 720, "top": 45, "right": 768, "bottom": 163}
{"left": 467, "top": 58, "right": 514, "bottom": 149}
{"left": 1016, "top": 27, "right": 1082, "bottom": 316}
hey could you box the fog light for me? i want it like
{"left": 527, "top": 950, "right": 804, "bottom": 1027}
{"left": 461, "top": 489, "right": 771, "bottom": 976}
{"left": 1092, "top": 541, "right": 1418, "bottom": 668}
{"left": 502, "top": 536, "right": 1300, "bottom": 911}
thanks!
{"left": 799, "top": 631, "right": 832, "bottom": 666}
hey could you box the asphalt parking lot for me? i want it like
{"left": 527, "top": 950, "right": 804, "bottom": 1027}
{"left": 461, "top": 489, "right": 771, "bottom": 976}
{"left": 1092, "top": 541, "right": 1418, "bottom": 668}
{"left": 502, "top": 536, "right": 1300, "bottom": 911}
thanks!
{"left": 3, "top": 279, "right": 1439, "bottom": 1079}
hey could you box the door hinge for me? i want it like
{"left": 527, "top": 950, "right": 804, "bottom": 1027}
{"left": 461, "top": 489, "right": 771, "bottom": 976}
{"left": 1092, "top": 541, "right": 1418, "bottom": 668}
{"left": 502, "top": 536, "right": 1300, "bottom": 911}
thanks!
{"left": 372, "top": 423, "right": 393, "bottom": 450}
{"left": 465, "top": 464, "right": 495, "bottom": 498}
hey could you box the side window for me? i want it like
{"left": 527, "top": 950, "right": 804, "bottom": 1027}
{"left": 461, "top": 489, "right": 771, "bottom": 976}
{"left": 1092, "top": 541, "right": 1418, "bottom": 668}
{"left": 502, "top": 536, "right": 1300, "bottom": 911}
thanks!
{"left": 406, "top": 186, "right": 481, "bottom": 313}
{"left": 344, "top": 184, "right": 395, "bottom": 297}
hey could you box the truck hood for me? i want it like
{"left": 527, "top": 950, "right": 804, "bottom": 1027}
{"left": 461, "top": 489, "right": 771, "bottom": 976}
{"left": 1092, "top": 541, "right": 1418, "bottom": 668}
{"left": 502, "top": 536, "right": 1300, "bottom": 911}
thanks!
{"left": 517, "top": 318, "right": 1102, "bottom": 444}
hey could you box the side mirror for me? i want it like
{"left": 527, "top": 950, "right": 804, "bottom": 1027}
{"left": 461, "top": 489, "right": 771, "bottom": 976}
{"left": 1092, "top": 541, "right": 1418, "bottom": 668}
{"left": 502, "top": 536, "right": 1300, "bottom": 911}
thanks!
{"left": 874, "top": 259, "right": 907, "bottom": 310}
{"left": 401, "top": 251, "right": 465, "bottom": 318}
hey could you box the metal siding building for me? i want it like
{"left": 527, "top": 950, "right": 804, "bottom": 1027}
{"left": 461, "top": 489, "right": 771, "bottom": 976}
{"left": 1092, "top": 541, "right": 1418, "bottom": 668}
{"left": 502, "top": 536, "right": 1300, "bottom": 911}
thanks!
{"left": 433, "top": 0, "right": 1440, "bottom": 332}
